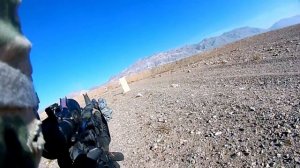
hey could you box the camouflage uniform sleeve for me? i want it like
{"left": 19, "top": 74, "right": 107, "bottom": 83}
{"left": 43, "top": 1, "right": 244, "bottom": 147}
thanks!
{"left": 0, "top": 0, "right": 45, "bottom": 167}
{"left": 98, "top": 98, "right": 113, "bottom": 122}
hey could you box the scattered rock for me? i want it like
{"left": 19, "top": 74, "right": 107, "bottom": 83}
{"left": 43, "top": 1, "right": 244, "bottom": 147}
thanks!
{"left": 221, "top": 59, "right": 228, "bottom": 64}
{"left": 136, "top": 93, "right": 143, "bottom": 98}
{"left": 180, "top": 139, "right": 188, "bottom": 145}
{"left": 242, "top": 149, "right": 250, "bottom": 156}
{"left": 171, "top": 84, "right": 180, "bottom": 88}
{"left": 158, "top": 118, "right": 167, "bottom": 123}
{"left": 239, "top": 87, "right": 246, "bottom": 90}
{"left": 150, "top": 143, "right": 158, "bottom": 150}
{"left": 249, "top": 106, "right": 256, "bottom": 111}
{"left": 215, "top": 131, "right": 223, "bottom": 136}
{"left": 239, "top": 128, "right": 245, "bottom": 131}
{"left": 268, "top": 46, "right": 273, "bottom": 51}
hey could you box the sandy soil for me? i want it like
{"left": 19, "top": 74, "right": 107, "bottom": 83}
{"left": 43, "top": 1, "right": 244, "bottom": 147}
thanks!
{"left": 39, "top": 24, "right": 300, "bottom": 168}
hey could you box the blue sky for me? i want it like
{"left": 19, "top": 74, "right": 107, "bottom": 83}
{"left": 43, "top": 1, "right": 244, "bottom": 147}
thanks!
{"left": 19, "top": 0, "right": 300, "bottom": 110}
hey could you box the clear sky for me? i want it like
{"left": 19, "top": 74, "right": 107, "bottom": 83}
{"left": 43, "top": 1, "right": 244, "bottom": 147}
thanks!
{"left": 19, "top": 0, "right": 300, "bottom": 110}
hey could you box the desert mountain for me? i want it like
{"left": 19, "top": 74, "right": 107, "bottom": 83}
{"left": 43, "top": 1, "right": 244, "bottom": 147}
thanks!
{"left": 270, "top": 15, "right": 300, "bottom": 30}
{"left": 111, "top": 27, "right": 265, "bottom": 81}
{"left": 110, "top": 15, "right": 300, "bottom": 81}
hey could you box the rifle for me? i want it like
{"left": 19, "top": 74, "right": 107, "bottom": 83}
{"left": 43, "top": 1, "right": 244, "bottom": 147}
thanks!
{"left": 41, "top": 94, "right": 123, "bottom": 168}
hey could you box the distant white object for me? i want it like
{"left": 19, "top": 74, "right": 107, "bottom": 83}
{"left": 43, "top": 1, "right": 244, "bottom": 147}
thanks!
{"left": 119, "top": 77, "right": 131, "bottom": 93}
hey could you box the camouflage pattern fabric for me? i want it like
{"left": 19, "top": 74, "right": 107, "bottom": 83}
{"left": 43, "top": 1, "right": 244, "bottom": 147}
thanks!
{"left": 0, "top": 0, "right": 44, "bottom": 167}
{"left": 69, "top": 98, "right": 112, "bottom": 167}
{"left": 98, "top": 98, "right": 113, "bottom": 122}
{"left": 81, "top": 102, "right": 111, "bottom": 153}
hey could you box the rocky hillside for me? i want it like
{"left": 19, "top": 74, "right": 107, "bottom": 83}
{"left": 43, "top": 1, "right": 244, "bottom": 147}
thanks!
{"left": 105, "top": 24, "right": 300, "bottom": 167}
{"left": 111, "top": 27, "right": 265, "bottom": 81}
{"left": 270, "top": 15, "right": 300, "bottom": 30}
{"left": 111, "top": 15, "right": 300, "bottom": 82}
{"left": 40, "top": 24, "right": 300, "bottom": 167}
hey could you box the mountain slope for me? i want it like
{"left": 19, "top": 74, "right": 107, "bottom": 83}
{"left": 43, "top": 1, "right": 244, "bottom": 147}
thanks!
{"left": 110, "top": 15, "right": 300, "bottom": 82}
{"left": 194, "top": 27, "right": 265, "bottom": 50}
{"left": 111, "top": 27, "right": 265, "bottom": 81}
{"left": 270, "top": 15, "right": 300, "bottom": 30}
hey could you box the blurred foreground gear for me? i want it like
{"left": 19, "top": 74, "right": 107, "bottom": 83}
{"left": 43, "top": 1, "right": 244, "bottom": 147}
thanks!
{"left": 0, "top": 0, "right": 44, "bottom": 167}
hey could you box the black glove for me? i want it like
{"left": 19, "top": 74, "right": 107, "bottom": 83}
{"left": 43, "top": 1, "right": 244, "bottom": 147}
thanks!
{"left": 45, "top": 103, "right": 59, "bottom": 119}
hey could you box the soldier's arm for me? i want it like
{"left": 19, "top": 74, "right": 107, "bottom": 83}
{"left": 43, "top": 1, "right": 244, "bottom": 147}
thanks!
{"left": 0, "top": 0, "right": 44, "bottom": 167}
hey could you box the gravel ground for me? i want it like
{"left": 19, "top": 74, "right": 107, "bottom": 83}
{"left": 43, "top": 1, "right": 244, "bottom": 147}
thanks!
{"left": 39, "top": 24, "right": 300, "bottom": 168}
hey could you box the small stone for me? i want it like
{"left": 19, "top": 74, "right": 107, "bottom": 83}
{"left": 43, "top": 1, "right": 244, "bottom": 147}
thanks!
{"left": 171, "top": 84, "right": 180, "bottom": 88}
{"left": 156, "top": 138, "right": 162, "bottom": 143}
{"left": 150, "top": 143, "right": 158, "bottom": 150}
{"left": 231, "top": 152, "right": 241, "bottom": 159}
{"left": 136, "top": 93, "right": 143, "bottom": 98}
{"left": 242, "top": 150, "right": 250, "bottom": 156}
{"left": 239, "top": 87, "right": 246, "bottom": 90}
{"left": 221, "top": 59, "right": 228, "bottom": 64}
{"left": 268, "top": 162, "right": 275, "bottom": 167}
{"left": 187, "top": 70, "right": 191, "bottom": 73}
{"left": 249, "top": 106, "right": 256, "bottom": 111}
{"left": 158, "top": 118, "right": 164, "bottom": 122}
{"left": 215, "top": 131, "right": 222, "bottom": 136}
{"left": 230, "top": 153, "right": 237, "bottom": 159}
{"left": 283, "top": 154, "right": 290, "bottom": 159}
{"left": 180, "top": 139, "right": 188, "bottom": 145}
{"left": 274, "top": 124, "right": 280, "bottom": 129}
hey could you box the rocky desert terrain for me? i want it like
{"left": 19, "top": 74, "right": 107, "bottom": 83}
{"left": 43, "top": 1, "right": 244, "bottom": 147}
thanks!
{"left": 40, "top": 24, "right": 300, "bottom": 168}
